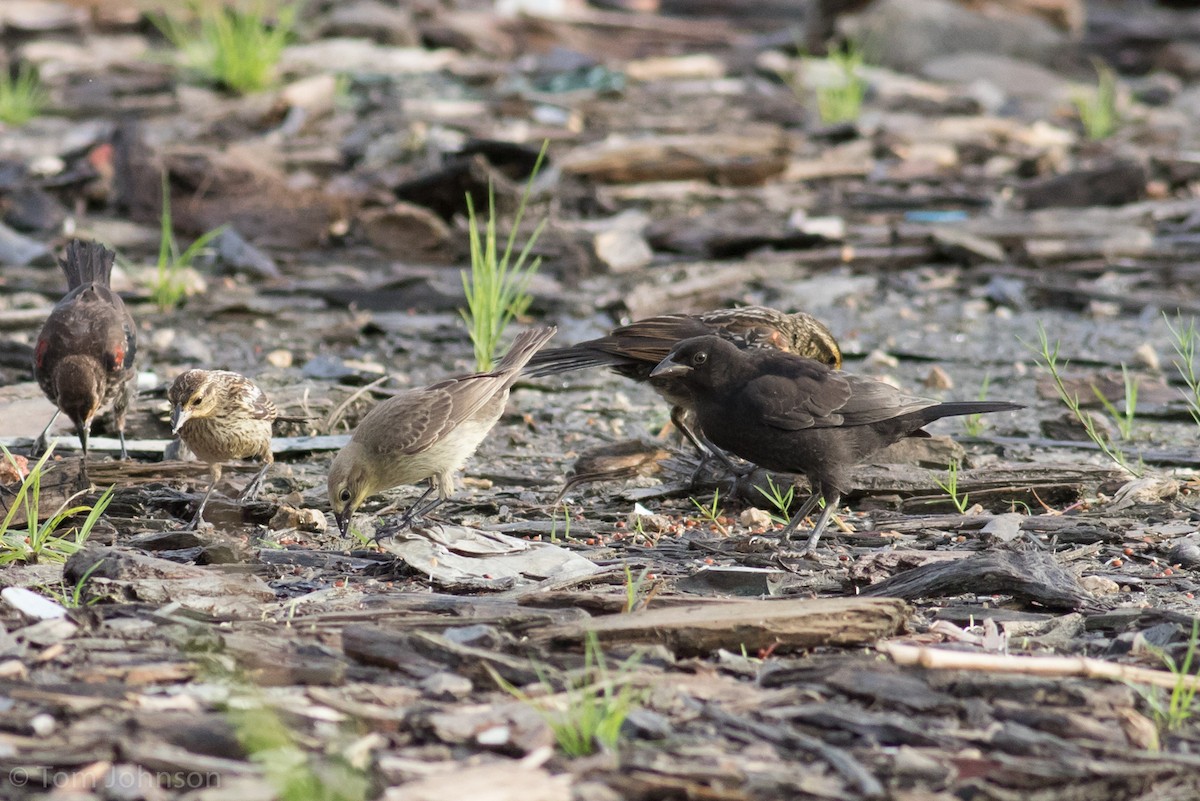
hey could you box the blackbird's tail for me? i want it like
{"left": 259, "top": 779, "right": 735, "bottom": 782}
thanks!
{"left": 921, "top": 401, "right": 1024, "bottom": 424}
{"left": 59, "top": 239, "right": 117, "bottom": 290}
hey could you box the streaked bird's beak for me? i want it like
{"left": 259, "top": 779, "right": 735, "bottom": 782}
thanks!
{"left": 334, "top": 509, "right": 350, "bottom": 538}
{"left": 170, "top": 407, "right": 189, "bottom": 434}
{"left": 650, "top": 356, "right": 691, "bottom": 379}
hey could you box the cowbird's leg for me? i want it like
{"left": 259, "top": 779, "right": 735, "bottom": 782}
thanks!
{"left": 778, "top": 493, "right": 823, "bottom": 541}
{"left": 798, "top": 490, "right": 842, "bottom": 554}
{"left": 117, "top": 430, "right": 128, "bottom": 460}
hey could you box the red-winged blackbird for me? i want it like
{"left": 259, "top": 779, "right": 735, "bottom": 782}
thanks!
{"left": 328, "top": 327, "right": 556, "bottom": 538}
{"left": 33, "top": 240, "right": 137, "bottom": 471}
{"left": 168, "top": 369, "right": 284, "bottom": 526}
{"left": 524, "top": 306, "right": 841, "bottom": 459}
{"left": 651, "top": 335, "right": 1022, "bottom": 553}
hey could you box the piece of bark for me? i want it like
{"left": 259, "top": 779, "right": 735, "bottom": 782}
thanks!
{"left": 559, "top": 129, "right": 789, "bottom": 185}
{"left": 64, "top": 546, "right": 274, "bottom": 618}
{"left": 1019, "top": 161, "right": 1148, "bottom": 210}
{"left": 360, "top": 202, "right": 458, "bottom": 263}
{"left": 861, "top": 551, "right": 1092, "bottom": 611}
{"left": 539, "top": 597, "right": 910, "bottom": 656}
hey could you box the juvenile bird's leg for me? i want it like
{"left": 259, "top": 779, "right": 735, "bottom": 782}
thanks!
{"left": 184, "top": 465, "right": 221, "bottom": 529}
{"left": 238, "top": 460, "right": 271, "bottom": 502}
{"left": 374, "top": 482, "right": 448, "bottom": 544}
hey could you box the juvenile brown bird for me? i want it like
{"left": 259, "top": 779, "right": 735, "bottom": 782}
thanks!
{"left": 651, "top": 336, "right": 1021, "bottom": 553}
{"left": 168, "top": 369, "right": 283, "bottom": 526}
{"left": 524, "top": 306, "right": 841, "bottom": 459}
{"left": 33, "top": 239, "right": 137, "bottom": 469}
{"left": 328, "top": 326, "right": 557, "bottom": 539}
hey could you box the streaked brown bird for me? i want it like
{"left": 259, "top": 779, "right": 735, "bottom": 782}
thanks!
{"left": 524, "top": 306, "right": 842, "bottom": 460}
{"left": 33, "top": 239, "right": 137, "bottom": 471}
{"left": 168, "top": 369, "right": 284, "bottom": 526}
{"left": 328, "top": 326, "right": 557, "bottom": 539}
{"left": 651, "top": 336, "right": 1021, "bottom": 553}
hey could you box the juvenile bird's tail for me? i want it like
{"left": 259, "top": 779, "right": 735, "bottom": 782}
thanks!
{"left": 494, "top": 326, "right": 558, "bottom": 386}
{"left": 59, "top": 239, "right": 117, "bottom": 290}
{"left": 921, "top": 401, "right": 1024, "bottom": 423}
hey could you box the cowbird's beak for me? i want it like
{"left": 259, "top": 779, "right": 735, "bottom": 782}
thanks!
{"left": 650, "top": 356, "right": 691, "bottom": 379}
{"left": 170, "top": 406, "right": 189, "bottom": 434}
{"left": 334, "top": 509, "right": 350, "bottom": 538}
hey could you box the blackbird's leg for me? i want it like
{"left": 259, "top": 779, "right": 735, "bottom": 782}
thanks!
{"left": 32, "top": 410, "right": 61, "bottom": 457}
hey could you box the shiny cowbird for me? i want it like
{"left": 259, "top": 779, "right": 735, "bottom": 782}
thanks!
{"left": 651, "top": 336, "right": 1021, "bottom": 553}
{"left": 524, "top": 306, "right": 841, "bottom": 459}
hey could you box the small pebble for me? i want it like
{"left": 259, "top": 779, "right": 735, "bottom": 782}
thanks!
{"left": 923, "top": 365, "right": 954, "bottom": 390}
{"left": 1081, "top": 575, "right": 1121, "bottom": 595}
{"left": 1132, "top": 343, "right": 1159, "bottom": 371}
{"left": 265, "top": 349, "right": 294, "bottom": 369}
{"left": 863, "top": 349, "right": 899, "bottom": 369}
{"left": 739, "top": 507, "right": 773, "bottom": 528}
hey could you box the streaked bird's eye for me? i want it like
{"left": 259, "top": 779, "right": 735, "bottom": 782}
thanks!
{"left": 339, "top": 489, "right": 351, "bottom": 503}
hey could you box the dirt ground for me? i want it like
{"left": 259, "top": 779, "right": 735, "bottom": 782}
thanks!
{"left": 1, "top": 1, "right": 1200, "bottom": 799}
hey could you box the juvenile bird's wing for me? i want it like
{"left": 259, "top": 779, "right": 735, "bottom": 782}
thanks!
{"left": 359, "top": 376, "right": 509, "bottom": 457}
{"left": 219, "top": 372, "right": 278, "bottom": 421}
{"left": 741, "top": 369, "right": 934, "bottom": 431}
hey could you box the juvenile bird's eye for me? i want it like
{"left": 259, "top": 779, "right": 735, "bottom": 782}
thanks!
{"left": 339, "top": 489, "right": 351, "bottom": 503}
{"left": 693, "top": 352, "right": 707, "bottom": 365}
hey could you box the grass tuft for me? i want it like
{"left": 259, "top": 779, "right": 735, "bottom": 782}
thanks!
{"left": 151, "top": 172, "right": 225, "bottom": 311}
{"left": 461, "top": 142, "right": 549, "bottom": 371}
{"left": 816, "top": 41, "right": 867, "bottom": 124}
{"left": 1073, "top": 59, "right": 1119, "bottom": 141}
{"left": 1135, "top": 618, "right": 1200, "bottom": 737}
{"left": 934, "top": 460, "right": 970, "bottom": 514}
{"left": 0, "top": 62, "right": 48, "bottom": 126}
{"left": 153, "top": 0, "right": 298, "bottom": 95}
{"left": 1165, "top": 314, "right": 1200, "bottom": 429}
{"left": 489, "top": 632, "right": 643, "bottom": 757}
{"left": 0, "top": 445, "right": 113, "bottom": 565}
{"left": 1030, "top": 323, "right": 1143, "bottom": 476}
{"left": 755, "top": 474, "right": 796, "bottom": 525}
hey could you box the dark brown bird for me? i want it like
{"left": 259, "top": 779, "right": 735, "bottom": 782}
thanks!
{"left": 523, "top": 306, "right": 842, "bottom": 459}
{"left": 328, "top": 327, "right": 556, "bottom": 539}
{"left": 650, "top": 336, "right": 1021, "bottom": 553}
{"left": 168, "top": 369, "right": 288, "bottom": 526}
{"left": 33, "top": 239, "right": 137, "bottom": 470}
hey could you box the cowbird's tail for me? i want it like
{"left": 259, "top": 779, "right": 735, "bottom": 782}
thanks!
{"left": 59, "top": 240, "right": 117, "bottom": 290}
{"left": 523, "top": 345, "right": 629, "bottom": 377}
{"left": 494, "top": 326, "right": 558, "bottom": 384}
{"left": 922, "top": 401, "right": 1024, "bottom": 423}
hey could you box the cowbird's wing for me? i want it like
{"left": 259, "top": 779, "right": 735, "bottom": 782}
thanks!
{"left": 742, "top": 370, "right": 934, "bottom": 431}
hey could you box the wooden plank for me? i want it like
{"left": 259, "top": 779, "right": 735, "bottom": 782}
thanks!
{"left": 538, "top": 597, "right": 909, "bottom": 656}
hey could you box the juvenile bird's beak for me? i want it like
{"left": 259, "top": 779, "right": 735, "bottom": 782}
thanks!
{"left": 170, "top": 407, "right": 189, "bottom": 434}
{"left": 650, "top": 356, "right": 691, "bottom": 379}
{"left": 334, "top": 508, "right": 350, "bottom": 538}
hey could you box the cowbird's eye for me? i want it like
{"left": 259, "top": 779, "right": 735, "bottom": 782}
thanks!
{"left": 693, "top": 352, "right": 707, "bottom": 366}
{"left": 190, "top": 395, "right": 203, "bottom": 407}
{"left": 339, "top": 489, "right": 351, "bottom": 503}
